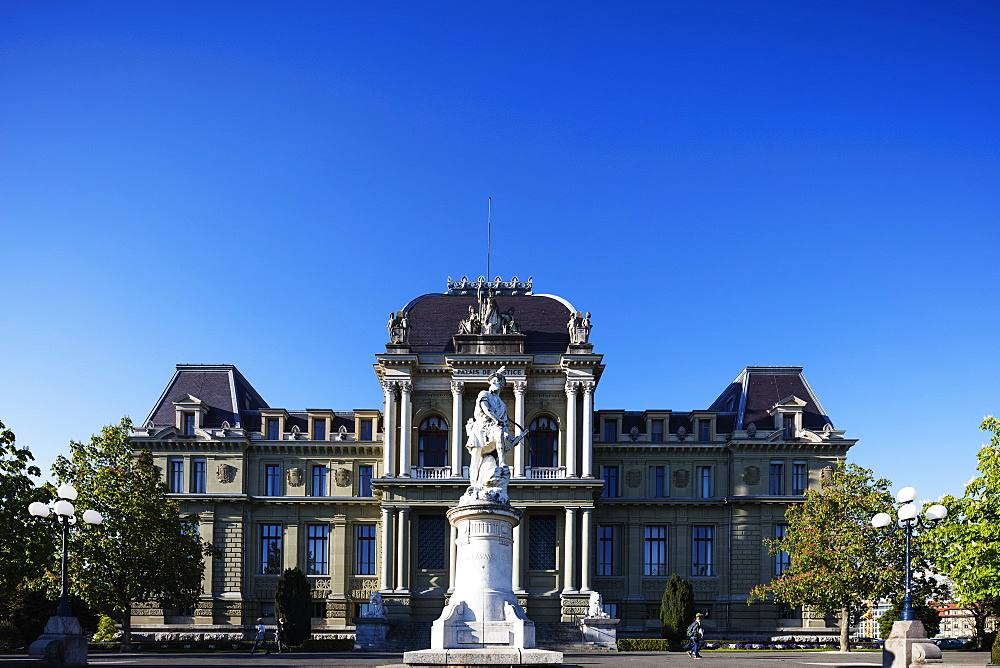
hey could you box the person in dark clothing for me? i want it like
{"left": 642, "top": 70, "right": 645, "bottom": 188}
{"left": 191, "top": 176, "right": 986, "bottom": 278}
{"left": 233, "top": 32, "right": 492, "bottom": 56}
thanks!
{"left": 276, "top": 616, "right": 290, "bottom": 653}
{"left": 686, "top": 612, "right": 705, "bottom": 659}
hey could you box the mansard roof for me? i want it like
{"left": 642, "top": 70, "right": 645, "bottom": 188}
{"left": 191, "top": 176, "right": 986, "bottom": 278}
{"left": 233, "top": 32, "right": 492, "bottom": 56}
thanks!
{"left": 143, "top": 364, "right": 269, "bottom": 429}
{"left": 402, "top": 292, "right": 574, "bottom": 354}
{"left": 709, "top": 366, "right": 832, "bottom": 432}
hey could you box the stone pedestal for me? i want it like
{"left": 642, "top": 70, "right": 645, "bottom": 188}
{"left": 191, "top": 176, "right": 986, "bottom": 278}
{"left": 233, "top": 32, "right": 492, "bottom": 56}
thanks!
{"left": 404, "top": 501, "right": 562, "bottom": 666}
{"left": 579, "top": 617, "right": 619, "bottom": 650}
{"left": 28, "top": 615, "right": 88, "bottom": 666}
{"left": 882, "top": 620, "right": 942, "bottom": 667}
{"left": 354, "top": 616, "right": 392, "bottom": 651}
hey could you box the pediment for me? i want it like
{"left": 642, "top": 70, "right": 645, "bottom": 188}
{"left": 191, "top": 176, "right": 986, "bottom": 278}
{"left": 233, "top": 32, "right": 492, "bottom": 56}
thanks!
{"left": 771, "top": 395, "right": 807, "bottom": 410}
{"left": 172, "top": 393, "right": 206, "bottom": 407}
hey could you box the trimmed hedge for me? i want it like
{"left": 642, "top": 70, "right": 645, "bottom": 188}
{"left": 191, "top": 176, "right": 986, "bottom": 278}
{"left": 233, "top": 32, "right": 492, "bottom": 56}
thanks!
{"left": 617, "top": 638, "right": 883, "bottom": 652}
{"left": 298, "top": 638, "right": 353, "bottom": 652}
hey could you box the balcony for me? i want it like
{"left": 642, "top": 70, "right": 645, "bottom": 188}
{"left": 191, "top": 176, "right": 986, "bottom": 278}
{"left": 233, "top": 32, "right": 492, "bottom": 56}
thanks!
{"left": 410, "top": 466, "right": 465, "bottom": 479}
{"left": 524, "top": 466, "right": 567, "bottom": 479}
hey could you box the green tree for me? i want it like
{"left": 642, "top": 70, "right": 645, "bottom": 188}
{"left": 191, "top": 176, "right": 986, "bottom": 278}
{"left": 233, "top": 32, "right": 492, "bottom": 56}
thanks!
{"left": 51, "top": 418, "right": 214, "bottom": 651}
{"left": 922, "top": 416, "right": 1000, "bottom": 649}
{"left": 0, "top": 419, "right": 56, "bottom": 601}
{"left": 659, "top": 573, "right": 694, "bottom": 649}
{"left": 274, "top": 567, "right": 312, "bottom": 646}
{"left": 749, "top": 462, "right": 904, "bottom": 651}
{"left": 878, "top": 599, "right": 941, "bottom": 639}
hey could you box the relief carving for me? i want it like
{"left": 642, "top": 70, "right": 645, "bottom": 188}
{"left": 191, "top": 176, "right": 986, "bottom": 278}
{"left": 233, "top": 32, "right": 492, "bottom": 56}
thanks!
{"left": 742, "top": 466, "right": 760, "bottom": 486}
{"left": 286, "top": 467, "right": 304, "bottom": 487}
{"left": 216, "top": 463, "right": 237, "bottom": 484}
{"left": 625, "top": 469, "right": 643, "bottom": 488}
{"left": 673, "top": 468, "right": 690, "bottom": 488}
{"left": 334, "top": 468, "right": 352, "bottom": 487}
{"left": 821, "top": 466, "right": 835, "bottom": 484}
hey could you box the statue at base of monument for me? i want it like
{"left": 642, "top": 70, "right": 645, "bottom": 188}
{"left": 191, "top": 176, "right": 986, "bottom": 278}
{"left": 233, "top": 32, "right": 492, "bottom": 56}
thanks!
{"left": 364, "top": 591, "right": 387, "bottom": 618}
{"left": 462, "top": 366, "right": 527, "bottom": 505}
{"left": 586, "top": 591, "right": 610, "bottom": 619}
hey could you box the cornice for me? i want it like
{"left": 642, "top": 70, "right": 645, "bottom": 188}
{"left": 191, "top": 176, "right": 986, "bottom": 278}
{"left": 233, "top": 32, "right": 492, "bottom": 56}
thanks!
{"left": 250, "top": 443, "right": 382, "bottom": 456}
{"left": 594, "top": 444, "right": 728, "bottom": 455}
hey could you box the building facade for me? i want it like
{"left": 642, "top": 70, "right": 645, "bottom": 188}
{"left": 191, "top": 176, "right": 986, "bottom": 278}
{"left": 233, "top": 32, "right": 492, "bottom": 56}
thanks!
{"left": 130, "top": 277, "right": 855, "bottom": 639}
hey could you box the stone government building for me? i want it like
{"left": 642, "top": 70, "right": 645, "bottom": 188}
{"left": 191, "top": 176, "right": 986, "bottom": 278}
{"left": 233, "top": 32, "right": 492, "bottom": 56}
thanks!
{"left": 130, "top": 276, "right": 854, "bottom": 641}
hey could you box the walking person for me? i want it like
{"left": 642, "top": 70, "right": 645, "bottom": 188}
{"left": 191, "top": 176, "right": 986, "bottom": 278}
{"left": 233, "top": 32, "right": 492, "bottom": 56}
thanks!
{"left": 276, "top": 616, "right": 290, "bottom": 653}
{"left": 250, "top": 618, "right": 270, "bottom": 655}
{"left": 686, "top": 612, "right": 705, "bottom": 659}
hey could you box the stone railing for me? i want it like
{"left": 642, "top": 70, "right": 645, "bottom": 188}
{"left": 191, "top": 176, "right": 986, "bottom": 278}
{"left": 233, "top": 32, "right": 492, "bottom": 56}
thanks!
{"left": 525, "top": 466, "right": 567, "bottom": 479}
{"left": 411, "top": 466, "right": 453, "bottom": 479}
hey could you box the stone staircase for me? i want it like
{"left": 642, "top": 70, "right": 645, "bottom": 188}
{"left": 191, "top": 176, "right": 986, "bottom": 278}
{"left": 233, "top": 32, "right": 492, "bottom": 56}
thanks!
{"left": 372, "top": 620, "right": 614, "bottom": 653}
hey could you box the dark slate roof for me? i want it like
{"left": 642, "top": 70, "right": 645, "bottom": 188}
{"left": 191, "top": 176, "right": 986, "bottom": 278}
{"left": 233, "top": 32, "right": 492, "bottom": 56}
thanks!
{"left": 709, "top": 367, "right": 832, "bottom": 431}
{"left": 403, "top": 293, "right": 574, "bottom": 354}
{"left": 144, "top": 365, "right": 269, "bottom": 429}
{"left": 670, "top": 413, "right": 692, "bottom": 435}
{"left": 622, "top": 412, "right": 646, "bottom": 434}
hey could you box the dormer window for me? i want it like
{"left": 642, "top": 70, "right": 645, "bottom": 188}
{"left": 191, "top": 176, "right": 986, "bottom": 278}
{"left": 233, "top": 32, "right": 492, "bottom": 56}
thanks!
{"left": 783, "top": 415, "right": 795, "bottom": 438}
{"left": 697, "top": 419, "right": 711, "bottom": 442}
{"left": 604, "top": 420, "right": 617, "bottom": 443}
{"left": 183, "top": 413, "right": 195, "bottom": 436}
{"left": 651, "top": 419, "right": 664, "bottom": 443}
{"left": 360, "top": 419, "right": 373, "bottom": 441}
{"left": 314, "top": 419, "right": 326, "bottom": 441}
{"left": 267, "top": 419, "right": 280, "bottom": 440}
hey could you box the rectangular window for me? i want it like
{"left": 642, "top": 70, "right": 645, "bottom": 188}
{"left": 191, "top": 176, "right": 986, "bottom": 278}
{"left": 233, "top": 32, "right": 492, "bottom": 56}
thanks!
{"left": 311, "top": 465, "right": 327, "bottom": 497}
{"left": 358, "top": 465, "right": 373, "bottom": 497}
{"left": 267, "top": 418, "right": 280, "bottom": 440}
{"left": 312, "top": 601, "right": 327, "bottom": 619}
{"left": 692, "top": 525, "right": 714, "bottom": 576}
{"left": 696, "top": 466, "right": 712, "bottom": 498}
{"left": 792, "top": 462, "right": 807, "bottom": 495}
{"left": 644, "top": 526, "right": 668, "bottom": 576}
{"left": 360, "top": 419, "right": 373, "bottom": 441}
{"left": 651, "top": 419, "right": 664, "bottom": 443}
{"left": 355, "top": 525, "right": 376, "bottom": 575}
{"left": 417, "top": 516, "right": 447, "bottom": 570}
{"left": 168, "top": 458, "right": 184, "bottom": 493}
{"left": 265, "top": 464, "right": 282, "bottom": 496}
{"left": 261, "top": 524, "right": 282, "bottom": 574}
{"left": 183, "top": 413, "right": 195, "bottom": 436}
{"left": 603, "top": 420, "right": 617, "bottom": 443}
{"left": 769, "top": 462, "right": 784, "bottom": 495}
{"left": 528, "top": 515, "right": 557, "bottom": 570}
{"left": 602, "top": 602, "right": 618, "bottom": 618}
{"left": 782, "top": 415, "right": 795, "bottom": 438}
{"left": 313, "top": 419, "right": 326, "bottom": 441}
{"left": 190, "top": 457, "right": 206, "bottom": 494}
{"left": 307, "top": 524, "right": 330, "bottom": 575}
{"left": 597, "top": 525, "right": 614, "bottom": 576}
{"left": 697, "top": 419, "right": 711, "bottom": 442}
{"left": 603, "top": 465, "right": 620, "bottom": 498}
{"left": 653, "top": 466, "right": 667, "bottom": 498}
{"left": 775, "top": 524, "right": 791, "bottom": 575}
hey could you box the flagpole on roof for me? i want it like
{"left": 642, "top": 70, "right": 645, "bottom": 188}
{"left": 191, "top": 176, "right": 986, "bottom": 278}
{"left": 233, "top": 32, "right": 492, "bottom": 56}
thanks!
{"left": 487, "top": 196, "right": 492, "bottom": 281}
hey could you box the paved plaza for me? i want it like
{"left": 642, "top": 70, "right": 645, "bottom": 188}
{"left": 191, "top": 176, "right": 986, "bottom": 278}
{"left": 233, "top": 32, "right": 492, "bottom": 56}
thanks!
{"left": 0, "top": 651, "right": 991, "bottom": 668}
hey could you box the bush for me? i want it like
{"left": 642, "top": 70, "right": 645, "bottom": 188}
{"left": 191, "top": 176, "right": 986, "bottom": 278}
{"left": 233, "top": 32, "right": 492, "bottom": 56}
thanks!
{"left": 659, "top": 574, "right": 694, "bottom": 650}
{"left": 878, "top": 599, "right": 941, "bottom": 639}
{"left": 275, "top": 567, "right": 312, "bottom": 645}
{"left": 0, "top": 621, "right": 23, "bottom": 650}
{"left": 991, "top": 632, "right": 1000, "bottom": 665}
{"left": 297, "top": 638, "right": 353, "bottom": 652}
{"left": 619, "top": 638, "right": 671, "bottom": 651}
{"left": 92, "top": 615, "right": 119, "bottom": 642}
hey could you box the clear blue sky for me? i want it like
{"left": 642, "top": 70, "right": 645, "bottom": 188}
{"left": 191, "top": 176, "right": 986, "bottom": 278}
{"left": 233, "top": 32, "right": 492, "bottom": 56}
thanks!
{"left": 2, "top": 2, "right": 997, "bottom": 503}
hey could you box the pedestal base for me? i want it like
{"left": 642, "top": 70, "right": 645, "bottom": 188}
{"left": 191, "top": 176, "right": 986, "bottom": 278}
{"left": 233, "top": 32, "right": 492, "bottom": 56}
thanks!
{"left": 28, "top": 615, "right": 88, "bottom": 666}
{"left": 403, "top": 647, "right": 563, "bottom": 666}
{"left": 882, "top": 620, "right": 942, "bottom": 667}
{"left": 579, "top": 617, "right": 619, "bottom": 650}
{"left": 353, "top": 616, "right": 392, "bottom": 650}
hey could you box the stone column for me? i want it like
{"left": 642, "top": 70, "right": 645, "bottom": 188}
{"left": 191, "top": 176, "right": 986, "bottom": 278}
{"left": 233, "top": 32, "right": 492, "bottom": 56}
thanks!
{"left": 399, "top": 382, "right": 412, "bottom": 477}
{"left": 563, "top": 506, "right": 578, "bottom": 593}
{"left": 582, "top": 382, "right": 595, "bottom": 478}
{"left": 513, "top": 381, "right": 527, "bottom": 477}
{"left": 513, "top": 506, "right": 526, "bottom": 593}
{"left": 564, "top": 382, "right": 579, "bottom": 478}
{"left": 199, "top": 511, "right": 214, "bottom": 595}
{"left": 284, "top": 522, "right": 299, "bottom": 575}
{"left": 580, "top": 507, "right": 593, "bottom": 592}
{"left": 396, "top": 506, "right": 410, "bottom": 592}
{"left": 382, "top": 382, "right": 396, "bottom": 477}
{"left": 330, "top": 517, "right": 347, "bottom": 597}
{"left": 380, "top": 506, "right": 394, "bottom": 591}
{"left": 448, "top": 523, "right": 458, "bottom": 593}
{"left": 450, "top": 381, "right": 464, "bottom": 478}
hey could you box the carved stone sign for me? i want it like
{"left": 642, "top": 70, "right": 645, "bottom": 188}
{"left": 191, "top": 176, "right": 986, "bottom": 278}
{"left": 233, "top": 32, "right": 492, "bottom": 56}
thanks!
{"left": 453, "top": 368, "right": 525, "bottom": 378}
{"left": 287, "top": 467, "right": 304, "bottom": 487}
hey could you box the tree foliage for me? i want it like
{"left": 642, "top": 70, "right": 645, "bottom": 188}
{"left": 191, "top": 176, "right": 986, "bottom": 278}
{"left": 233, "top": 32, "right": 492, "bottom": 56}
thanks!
{"left": 659, "top": 574, "right": 694, "bottom": 649}
{"left": 0, "top": 419, "right": 56, "bottom": 601}
{"left": 922, "top": 416, "right": 1000, "bottom": 648}
{"left": 749, "top": 462, "right": 904, "bottom": 651}
{"left": 275, "top": 567, "right": 313, "bottom": 645}
{"left": 51, "top": 418, "right": 214, "bottom": 650}
{"left": 878, "top": 599, "right": 941, "bottom": 639}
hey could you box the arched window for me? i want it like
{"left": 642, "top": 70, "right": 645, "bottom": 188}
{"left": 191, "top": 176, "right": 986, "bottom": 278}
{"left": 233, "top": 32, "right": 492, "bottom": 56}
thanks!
{"left": 528, "top": 417, "right": 558, "bottom": 468}
{"left": 418, "top": 416, "right": 449, "bottom": 468}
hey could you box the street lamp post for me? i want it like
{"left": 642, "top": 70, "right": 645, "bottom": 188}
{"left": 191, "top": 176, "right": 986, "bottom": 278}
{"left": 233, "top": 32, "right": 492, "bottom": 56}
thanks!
{"left": 27, "top": 483, "right": 103, "bottom": 666}
{"left": 870, "top": 486, "right": 947, "bottom": 668}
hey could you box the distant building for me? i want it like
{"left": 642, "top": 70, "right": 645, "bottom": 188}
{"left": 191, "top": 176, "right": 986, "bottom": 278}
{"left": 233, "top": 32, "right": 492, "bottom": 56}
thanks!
{"left": 930, "top": 601, "right": 997, "bottom": 639}
{"left": 129, "top": 277, "right": 855, "bottom": 640}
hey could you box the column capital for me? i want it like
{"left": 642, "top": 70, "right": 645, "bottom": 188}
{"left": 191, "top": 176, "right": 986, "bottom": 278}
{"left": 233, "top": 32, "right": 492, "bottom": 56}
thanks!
{"left": 382, "top": 380, "right": 397, "bottom": 394}
{"left": 582, "top": 381, "right": 596, "bottom": 395}
{"left": 450, "top": 380, "right": 465, "bottom": 395}
{"left": 512, "top": 381, "right": 527, "bottom": 396}
{"left": 565, "top": 381, "right": 580, "bottom": 395}
{"left": 398, "top": 381, "right": 412, "bottom": 394}
{"left": 565, "top": 505, "right": 579, "bottom": 513}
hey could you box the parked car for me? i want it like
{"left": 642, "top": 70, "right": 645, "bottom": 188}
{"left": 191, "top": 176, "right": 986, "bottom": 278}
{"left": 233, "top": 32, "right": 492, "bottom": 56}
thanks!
{"left": 931, "top": 637, "right": 970, "bottom": 649}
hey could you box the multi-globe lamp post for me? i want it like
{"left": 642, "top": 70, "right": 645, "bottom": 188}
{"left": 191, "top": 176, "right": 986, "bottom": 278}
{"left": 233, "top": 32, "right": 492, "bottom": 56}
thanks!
{"left": 28, "top": 484, "right": 103, "bottom": 618}
{"left": 870, "top": 486, "right": 947, "bottom": 622}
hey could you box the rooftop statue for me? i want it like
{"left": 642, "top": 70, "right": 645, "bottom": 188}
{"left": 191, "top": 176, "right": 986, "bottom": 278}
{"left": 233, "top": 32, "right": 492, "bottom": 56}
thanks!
{"left": 456, "top": 285, "right": 520, "bottom": 336}
{"left": 568, "top": 310, "right": 592, "bottom": 344}
{"left": 462, "top": 366, "right": 528, "bottom": 505}
{"left": 387, "top": 311, "right": 409, "bottom": 344}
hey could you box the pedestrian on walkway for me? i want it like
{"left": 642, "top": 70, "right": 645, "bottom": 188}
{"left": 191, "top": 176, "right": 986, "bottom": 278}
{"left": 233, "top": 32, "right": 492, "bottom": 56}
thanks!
{"left": 276, "top": 616, "right": 290, "bottom": 653}
{"left": 686, "top": 612, "right": 705, "bottom": 659}
{"left": 250, "top": 618, "right": 270, "bottom": 655}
